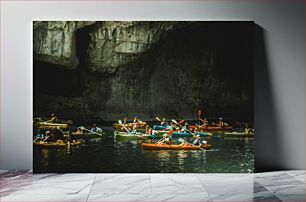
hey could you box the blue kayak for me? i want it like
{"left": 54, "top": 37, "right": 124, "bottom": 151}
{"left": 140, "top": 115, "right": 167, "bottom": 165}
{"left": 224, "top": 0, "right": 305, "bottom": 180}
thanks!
{"left": 153, "top": 125, "right": 168, "bottom": 130}
{"left": 172, "top": 132, "right": 212, "bottom": 138}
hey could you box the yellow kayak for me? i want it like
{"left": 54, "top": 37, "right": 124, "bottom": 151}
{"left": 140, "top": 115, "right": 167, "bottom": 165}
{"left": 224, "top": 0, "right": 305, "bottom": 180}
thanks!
{"left": 34, "top": 121, "right": 68, "bottom": 129}
{"left": 113, "top": 122, "right": 147, "bottom": 130}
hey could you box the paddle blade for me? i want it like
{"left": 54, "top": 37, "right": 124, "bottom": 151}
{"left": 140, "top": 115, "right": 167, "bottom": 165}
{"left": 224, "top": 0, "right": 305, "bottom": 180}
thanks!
{"left": 171, "top": 119, "right": 178, "bottom": 125}
{"left": 118, "top": 120, "right": 122, "bottom": 124}
{"left": 167, "top": 130, "right": 174, "bottom": 135}
{"left": 155, "top": 117, "right": 161, "bottom": 121}
{"left": 178, "top": 138, "right": 184, "bottom": 143}
{"left": 179, "top": 120, "right": 185, "bottom": 124}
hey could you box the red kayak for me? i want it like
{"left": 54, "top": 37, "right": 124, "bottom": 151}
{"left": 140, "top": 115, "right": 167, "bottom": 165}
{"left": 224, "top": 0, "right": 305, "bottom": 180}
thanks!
{"left": 190, "top": 125, "right": 232, "bottom": 132}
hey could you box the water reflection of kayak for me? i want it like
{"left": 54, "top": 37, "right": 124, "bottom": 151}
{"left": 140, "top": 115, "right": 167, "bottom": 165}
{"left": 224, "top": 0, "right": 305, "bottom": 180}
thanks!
{"left": 224, "top": 132, "right": 254, "bottom": 137}
{"left": 67, "top": 132, "right": 104, "bottom": 139}
{"left": 141, "top": 143, "right": 212, "bottom": 150}
{"left": 33, "top": 140, "right": 82, "bottom": 148}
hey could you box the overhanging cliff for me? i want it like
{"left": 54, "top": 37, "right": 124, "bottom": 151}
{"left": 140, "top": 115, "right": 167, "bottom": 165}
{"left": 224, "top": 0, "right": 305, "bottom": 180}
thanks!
{"left": 34, "top": 21, "right": 254, "bottom": 123}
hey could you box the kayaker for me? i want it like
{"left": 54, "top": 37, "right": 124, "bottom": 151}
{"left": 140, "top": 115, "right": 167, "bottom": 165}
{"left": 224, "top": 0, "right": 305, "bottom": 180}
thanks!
{"left": 179, "top": 138, "right": 190, "bottom": 146}
{"left": 66, "top": 131, "right": 72, "bottom": 142}
{"left": 46, "top": 113, "right": 58, "bottom": 123}
{"left": 123, "top": 118, "right": 128, "bottom": 124}
{"left": 76, "top": 127, "right": 83, "bottom": 135}
{"left": 181, "top": 122, "right": 190, "bottom": 133}
{"left": 91, "top": 124, "right": 103, "bottom": 133}
{"left": 133, "top": 117, "right": 139, "bottom": 124}
{"left": 42, "top": 131, "right": 54, "bottom": 142}
{"left": 146, "top": 125, "right": 152, "bottom": 135}
{"left": 193, "top": 135, "right": 201, "bottom": 146}
{"left": 164, "top": 136, "right": 171, "bottom": 145}
{"left": 167, "top": 122, "right": 175, "bottom": 130}
{"left": 161, "top": 118, "right": 168, "bottom": 126}
{"left": 199, "top": 118, "right": 208, "bottom": 128}
{"left": 218, "top": 118, "right": 224, "bottom": 127}
{"left": 157, "top": 134, "right": 171, "bottom": 145}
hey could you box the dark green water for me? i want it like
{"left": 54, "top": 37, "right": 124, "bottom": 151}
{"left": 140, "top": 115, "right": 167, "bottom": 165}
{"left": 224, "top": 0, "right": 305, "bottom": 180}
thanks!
{"left": 33, "top": 129, "right": 254, "bottom": 173}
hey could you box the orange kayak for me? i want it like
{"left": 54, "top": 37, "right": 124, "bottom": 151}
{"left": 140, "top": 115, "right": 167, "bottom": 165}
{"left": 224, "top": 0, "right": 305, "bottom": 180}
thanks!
{"left": 141, "top": 143, "right": 211, "bottom": 150}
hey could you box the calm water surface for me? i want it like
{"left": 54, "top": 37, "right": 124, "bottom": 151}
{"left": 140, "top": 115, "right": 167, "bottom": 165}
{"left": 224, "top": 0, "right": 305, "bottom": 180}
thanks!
{"left": 34, "top": 128, "right": 254, "bottom": 173}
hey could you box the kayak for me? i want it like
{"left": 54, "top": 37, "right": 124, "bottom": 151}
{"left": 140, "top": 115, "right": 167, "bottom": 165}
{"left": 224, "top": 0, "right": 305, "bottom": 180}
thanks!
{"left": 224, "top": 132, "right": 254, "bottom": 138}
{"left": 113, "top": 122, "right": 147, "bottom": 130}
{"left": 141, "top": 143, "right": 212, "bottom": 150}
{"left": 33, "top": 140, "right": 82, "bottom": 148}
{"left": 190, "top": 125, "right": 232, "bottom": 132}
{"left": 114, "top": 131, "right": 153, "bottom": 140}
{"left": 151, "top": 130, "right": 168, "bottom": 138}
{"left": 34, "top": 122, "right": 68, "bottom": 129}
{"left": 172, "top": 132, "right": 212, "bottom": 138}
{"left": 152, "top": 125, "right": 168, "bottom": 130}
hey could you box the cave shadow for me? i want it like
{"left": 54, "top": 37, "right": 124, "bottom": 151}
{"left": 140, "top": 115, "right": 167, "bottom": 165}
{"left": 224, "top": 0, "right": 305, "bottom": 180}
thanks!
{"left": 254, "top": 24, "right": 285, "bottom": 172}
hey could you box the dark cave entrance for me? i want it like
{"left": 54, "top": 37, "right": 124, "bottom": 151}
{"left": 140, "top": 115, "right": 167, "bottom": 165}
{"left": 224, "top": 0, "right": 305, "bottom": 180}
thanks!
{"left": 34, "top": 24, "right": 94, "bottom": 97}
{"left": 75, "top": 24, "right": 93, "bottom": 67}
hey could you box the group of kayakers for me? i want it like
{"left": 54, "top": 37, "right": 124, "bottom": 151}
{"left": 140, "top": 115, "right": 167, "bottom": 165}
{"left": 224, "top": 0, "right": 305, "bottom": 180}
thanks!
{"left": 116, "top": 116, "right": 212, "bottom": 147}
{"left": 156, "top": 133, "right": 208, "bottom": 147}
{"left": 33, "top": 113, "right": 103, "bottom": 145}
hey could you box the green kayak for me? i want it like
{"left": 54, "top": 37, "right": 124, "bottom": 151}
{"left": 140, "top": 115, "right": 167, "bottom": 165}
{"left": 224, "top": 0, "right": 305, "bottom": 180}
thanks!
{"left": 114, "top": 131, "right": 155, "bottom": 140}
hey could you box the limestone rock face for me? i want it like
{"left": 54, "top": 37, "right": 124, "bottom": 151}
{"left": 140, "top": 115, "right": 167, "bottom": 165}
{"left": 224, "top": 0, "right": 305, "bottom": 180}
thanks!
{"left": 34, "top": 22, "right": 254, "bottom": 123}
{"left": 34, "top": 21, "right": 176, "bottom": 72}
{"left": 87, "top": 21, "right": 176, "bottom": 73}
{"left": 33, "top": 21, "right": 95, "bottom": 69}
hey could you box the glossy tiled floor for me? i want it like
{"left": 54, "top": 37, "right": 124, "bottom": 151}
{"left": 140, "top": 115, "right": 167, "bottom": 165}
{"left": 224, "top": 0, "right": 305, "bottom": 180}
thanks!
{"left": 0, "top": 170, "right": 305, "bottom": 201}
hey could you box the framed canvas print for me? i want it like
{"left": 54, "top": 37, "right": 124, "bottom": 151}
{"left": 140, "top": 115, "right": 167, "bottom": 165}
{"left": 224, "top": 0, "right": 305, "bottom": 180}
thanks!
{"left": 33, "top": 21, "right": 254, "bottom": 173}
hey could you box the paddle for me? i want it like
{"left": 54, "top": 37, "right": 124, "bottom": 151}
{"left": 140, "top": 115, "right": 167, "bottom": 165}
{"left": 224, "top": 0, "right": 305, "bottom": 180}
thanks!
{"left": 171, "top": 119, "right": 179, "bottom": 125}
{"left": 118, "top": 120, "right": 132, "bottom": 135}
{"left": 155, "top": 130, "right": 174, "bottom": 144}
{"left": 197, "top": 109, "right": 202, "bottom": 124}
{"left": 155, "top": 117, "right": 162, "bottom": 122}
{"left": 80, "top": 126, "right": 103, "bottom": 137}
{"left": 33, "top": 137, "right": 40, "bottom": 143}
{"left": 171, "top": 119, "right": 184, "bottom": 126}
{"left": 178, "top": 120, "right": 185, "bottom": 124}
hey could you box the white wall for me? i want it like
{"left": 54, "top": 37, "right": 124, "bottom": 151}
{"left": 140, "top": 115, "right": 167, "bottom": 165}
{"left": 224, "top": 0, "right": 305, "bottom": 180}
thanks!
{"left": 1, "top": 0, "right": 304, "bottom": 170}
